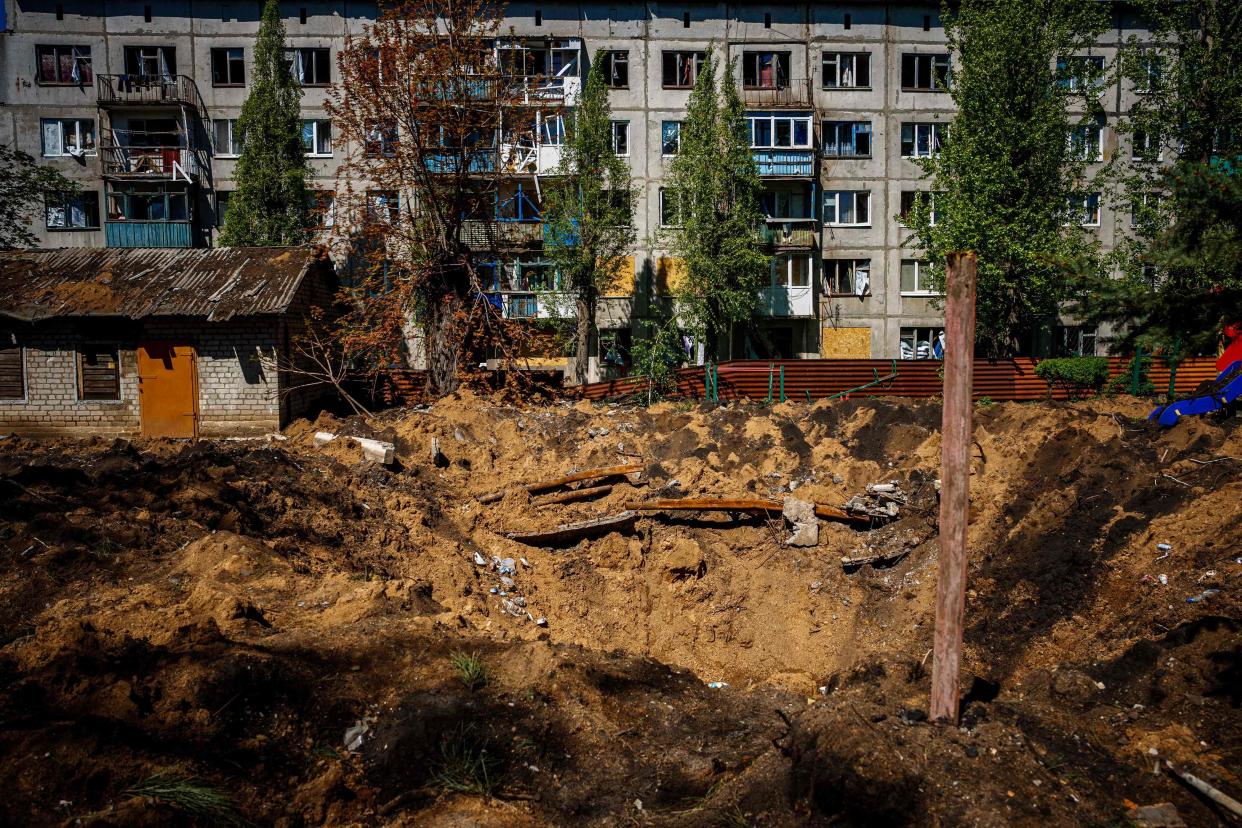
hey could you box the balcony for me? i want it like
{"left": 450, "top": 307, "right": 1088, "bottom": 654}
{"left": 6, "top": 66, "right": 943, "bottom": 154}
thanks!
{"left": 97, "top": 74, "right": 202, "bottom": 108}
{"left": 759, "top": 285, "right": 814, "bottom": 317}
{"left": 105, "top": 220, "right": 193, "bottom": 248}
{"left": 752, "top": 149, "right": 815, "bottom": 177}
{"left": 483, "top": 291, "right": 573, "bottom": 319}
{"left": 460, "top": 220, "right": 544, "bottom": 251}
{"left": 499, "top": 142, "right": 563, "bottom": 175}
{"left": 761, "top": 219, "right": 819, "bottom": 250}
{"left": 742, "top": 78, "right": 812, "bottom": 108}
{"left": 100, "top": 144, "right": 205, "bottom": 180}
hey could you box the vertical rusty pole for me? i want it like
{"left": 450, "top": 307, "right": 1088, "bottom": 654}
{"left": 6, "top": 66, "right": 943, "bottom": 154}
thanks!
{"left": 930, "top": 251, "right": 976, "bottom": 724}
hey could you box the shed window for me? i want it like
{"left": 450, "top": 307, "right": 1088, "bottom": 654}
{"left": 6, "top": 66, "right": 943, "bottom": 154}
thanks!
{"left": 0, "top": 336, "right": 23, "bottom": 399}
{"left": 79, "top": 345, "right": 120, "bottom": 400}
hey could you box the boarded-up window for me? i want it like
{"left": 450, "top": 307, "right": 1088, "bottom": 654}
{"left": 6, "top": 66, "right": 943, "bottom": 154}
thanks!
{"left": 79, "top": 345, "right": 120, "bottom": 400}
{"left": 0, "top": 339, "right": 23, "bottom": 399}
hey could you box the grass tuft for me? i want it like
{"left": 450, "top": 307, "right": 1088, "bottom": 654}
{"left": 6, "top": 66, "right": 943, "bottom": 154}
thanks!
{"left": 432, "top": 723, "right": 500, "bottom": 796}
{"left": 126, "top": 772, "right": 246, "bottom": 826}
{"left": 450, "top": 650, "right": 488, "bottom": 691}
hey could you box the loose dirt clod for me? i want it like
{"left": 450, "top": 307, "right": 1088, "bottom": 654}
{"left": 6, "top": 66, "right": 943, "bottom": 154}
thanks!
{"left": 0, "top": 392, "right": 1238, "bottom": 826}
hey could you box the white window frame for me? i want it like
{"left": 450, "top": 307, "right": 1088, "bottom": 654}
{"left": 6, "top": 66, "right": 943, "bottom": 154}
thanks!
{"left": 824, "top": 258, "right": 870, "bottom": 296}
{"left": 1066, "top": 193, "right": 1101, "bottom": 227}
{"left": 822, "top": 120, "right": 871, "bottom": 158}
{"left": 214, "top": 119, "right": 241, "bottom": 157}
{"left": 1059, "top": 55, "right": 1105, "bottom": 92}
{"left": 661, "top": 121, "right": 681, "bottom": 156}
{"left": 899, "top": 191, "right": 940, "bottom": 227}
{"left": 821, "top": 51, "right": 870, "bottom": 89}
{"left": 611, "top": 120, "right": 629, "bottom": 156}
{"left": 899, "top": 326, "right": 945, "bottom": 360}
{"left": 747, "top": 112, "right": 814, "bottom": 150}
{"left": 41, "top": 117, "right": 96, "bottom": 157}
{"left": 1132, "top": 129, "right": 1163, "bottom": 161}
{"left": 1131, "top": 191, "right": 1161, "bottom": 229}
{"left": 45, "top": 191, "right": 100, "bottom": 230}
{"left": 771, "top": 253, "right": 812, "bottom": 288}
{"left": 900, "top": 259, "right": 939, "bottom": 297}
{"left": 823, "top": 190, "right": 870, "bottom": 227}
{"left": 658, "top": 188, "right": 684, "bottom": 227}
{"left": 901, "top": 122, "right": 944, "bottom": 158}
{"left": 1069, "top": 120, "right": 1104, "bottom": 162}
{"left": 302, "top": 119, "right": 332, "bottom": 157}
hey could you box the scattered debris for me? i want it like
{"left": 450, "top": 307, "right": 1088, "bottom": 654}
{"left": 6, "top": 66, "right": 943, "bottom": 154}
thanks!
{"left": 478, "top": 463, "right": 643, "bottom": 504}
{"left": 707, "top": 681, "right": 729, "bottom": 689}
{"left": 782, "top": 496, "right": 820, "bottom": 547}
{"left": 343, "top": 717, "right": 374, "bottom": 753}
{"left": 1185, "top": 588, "right": 1220, "bottom": 603}
{"left": 506, "top": 511, "right": 639, "bottom": 546}
{"left": 1124, "top": 801, "right": 1185, "bottom": 828}
{"left": 431, "top": 436, "right": 449, "bottom": 468}
{"left": 314, "top": 431, "right": 396, "bottom": 465}
{"left": 531, "top": 483, "right": 615, "bottom": 507}
{"left": 1163, "top": 761, "right": 1242, "bottom": 818}
{"left": 843, "top": 480, "right": 907, "bottom": 520}
{"left": 622, "top": 497, "right": 870, "bottom": 526}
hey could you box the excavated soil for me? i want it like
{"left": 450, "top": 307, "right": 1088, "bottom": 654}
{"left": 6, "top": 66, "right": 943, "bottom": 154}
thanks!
{"left": 0, "top": 393, "right": 1238, "bottom": 826}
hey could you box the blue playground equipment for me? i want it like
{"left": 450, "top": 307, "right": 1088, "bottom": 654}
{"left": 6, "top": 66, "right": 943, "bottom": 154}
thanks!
{"left": 1149, "top": 359, "right": 1242, "bottom": 427}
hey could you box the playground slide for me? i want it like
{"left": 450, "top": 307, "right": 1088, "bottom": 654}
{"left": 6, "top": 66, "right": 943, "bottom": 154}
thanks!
{"left": 1149, "top": 360, "right": 1242, "bottom": 426}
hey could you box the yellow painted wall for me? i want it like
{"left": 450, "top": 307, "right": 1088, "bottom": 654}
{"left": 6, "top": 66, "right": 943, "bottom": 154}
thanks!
{"left": 656, "top": 256, "right": 688, "bottom": 296}
{"left": 821, "top": 326, "right": 872, "bottom": 358}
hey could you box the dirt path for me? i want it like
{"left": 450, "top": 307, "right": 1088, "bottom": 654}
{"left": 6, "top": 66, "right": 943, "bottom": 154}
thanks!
{"left": 0, "top": 394, "right": 1237, "bottom": 826}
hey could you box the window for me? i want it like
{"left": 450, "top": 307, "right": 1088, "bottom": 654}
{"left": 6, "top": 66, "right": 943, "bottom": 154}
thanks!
{"left": 602, "top": 51, "right": 629, "bottom": 88}
{"left": 761, "top": 190, "right": 812, "bottom": 219}
{"left": 78, "top": 345, "right": 120, "bottom": 400}
{"left": 661, "top": 121, "right": 681, "bottom": 156}
{"left": 302, "top": 119, "right": 332, "bottom": 156}
{"left": 899, "top": 191, "right": 940, "bottom": 226}
{"left": 215, "top": 191, "right": 231, "bottom": 227}
{"left": 106, "top": 183, "right": 190, "bottom": 222}
{"left": 822, "top": 121, "right": 871, "bottom": 157}
{"left": 1066, "top": 193, "right": 1101, "bottom": 226}
{"left": 821, "top": 52, "right": 869, "bottom": 89}
{"left": 123, "top": 45, "right": 176, "bottom": 77}
{"left": 0, "top": 333, "right": 23, "bottom": 400}
{"left": 309, "top": 190, "right": 335, "bottom": 228}
{"left": 662, "top": 51, "right": 705, "bottom": 88}
{"left": 364, "top": 122, "right": 398, "bottom": 157}
{"left": 1069, "top": 119, "right": 1104, "bottom": 161}
{"left": 541, "top": 115, "right": 565, "bottom": 145}
{"left": 742, "top": 51, "right": 789, "bottom": 89}
{"left": 366, "top": 190, "right": 399, "bottom": 224}
{"left": 124, "top": 117, "right": 179, "bottom": 148}
{"left": 1057, "top": 55, "right": 1104, "bottom": 91}
{"left": 1132, "top": 129, "right": 1161, "bottom": 161}
{"left": 901, "top": 53, "right": 950, "bottom": 91}
{"left": 1131, "top": 191, "right": 1161, "bottom": 229}
{"left": 1136, "top": 52, "right": 1161, "bottom": 93}
{"left": 748, "top": 112, "right": 813, "bottom": 148}
{"left": 211, "top": 47, "right": 245, "bottom": 86}
{"left": 284, "top": 47, "right": 330, "bottom": 85}
{"left": 611, "top": 121, "right": 629, "bottom": 156}
{"left": 213, "top": 119, "right": 241, "bottom": 156}
{"left": 659, "top": 188, "right": 684, "bottom": 226}
{"left": 36, "top": 45, "right": 92, "bottom": 85}
{"left": 45, "top": 191, "right": 100, "bottom": 229}
{"left": 823, "top": 191, "right": 870, "bottom": 226}
{"left": 41, "top": 118, "right": 96, "bottom": 157}
{"left": 900, "top": 122, "right": 945, "bottom": 157}
{"left": 899, "top": 326, "right": 944, "bottom": 360}
{"left": 825, "top": 258, "right": 870, "bottom": 296}
{"left": 771, "top": 254, "right": 811, "bottom": 288}
{"left": 900, "top": 259, "right": 937, "bottom": 296}
{"left": 1054, "top": 325, "right": 1098, "bottom": 357}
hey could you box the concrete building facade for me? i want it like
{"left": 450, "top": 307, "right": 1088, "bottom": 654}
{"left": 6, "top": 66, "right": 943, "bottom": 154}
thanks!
{"left": 1, "top": 0, "right": 1150, "bottom": 366}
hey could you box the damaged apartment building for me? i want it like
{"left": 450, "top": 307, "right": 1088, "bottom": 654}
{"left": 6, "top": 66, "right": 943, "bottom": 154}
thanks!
{"left": 2, "top": 0, "right": 1141, "bottom": 373}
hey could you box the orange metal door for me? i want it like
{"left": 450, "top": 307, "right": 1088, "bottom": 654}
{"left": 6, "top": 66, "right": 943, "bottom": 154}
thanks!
{"left": 138, "top": 342, "right": 198, "bottom": 438}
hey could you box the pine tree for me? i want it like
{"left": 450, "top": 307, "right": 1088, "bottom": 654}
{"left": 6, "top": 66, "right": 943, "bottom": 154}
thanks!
{"left": 900, "top": 0, "right": 1109, "bottom": 358}
{"left": 544, "top": 51, "right": 637, "bottom": 384}
{"left": 663, "top": 49, "right": 770, "bottom": 362}
{"left": 219, "top": 0, "right": 310, "bottom": 246}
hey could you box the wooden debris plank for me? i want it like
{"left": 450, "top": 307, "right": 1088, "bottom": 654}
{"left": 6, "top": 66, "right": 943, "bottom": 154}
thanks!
{"left": 506, "top": 510, "right": 638, "bottom": 546}
{"left": 623, "top": 498, "right": 872, "bottom": 525}
{"left": 532, "top": 483, "right": 614, "bottom": 507}
{"left": 478, "top": 463, "right": 643, "bottom": 504}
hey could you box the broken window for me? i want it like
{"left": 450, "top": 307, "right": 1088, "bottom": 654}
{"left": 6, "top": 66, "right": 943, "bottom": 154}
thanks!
{"left": 36, "top": 44, "right": 92, "bottom": 85}
{"left": 760, "top": 189, "right": 811, "bottom": 219}
{"left": 823, "top": 191, "right": 870, "bottom": 226}
{"left": 899, "top": 191, "right": 940, "bottom": 226}
{"left": 822, "top": 121, "right": 871, "bottom": 157}
{"left": 210, "top": 47, "right": 245, "bottom": 85}
{"left": 0, "top": 332, "right": 23, "bottom": 400}
{"left": 900, "top": 326, "right": 945, "bottom": 360}
{"left": 821, "top": 52, "right": 869, "bottom": 89}
{"left": 662, "top": 51, "right": 705, "bottom": 88}
{"left": 364, "top": 122, "right": 398, "bottom": 157}
{"left": 661, "top": 121, "right": 682, "bottom": 156}
{"left": 283, "top": 47, "right": 330, "bottom": 85}
{"left": 900, "top": 122, "right": 945, "bottom": 157}
{"left": 900, "top": 53, "right": 950, "bottom": 91}
{"left": 123, "top": 45, "right": 176, "bottom": 77}
{"left": 41, "top": 118, "right": 96, "bottom": 156}
{"left": 78, "top": 344, "right": 120, "bottom": 400}
{"left": 742, "top": 51, "right": 789, "bottom": 89}
{"left": 824, "top": 258, "right": 870, "bottom": 295}
{"left": 611, "top": 121, "right": 629, "bottom": 156}
{"left": 45, "top": 191, "right": 100, "bottom": 229}
{"left": 602, "top": 50, "right": 629, "bottom": 88}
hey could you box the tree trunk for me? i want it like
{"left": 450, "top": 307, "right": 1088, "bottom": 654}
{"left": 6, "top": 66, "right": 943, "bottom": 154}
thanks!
{"left": 570, "top": 293, "right": 594, "bottom": 386}
{"left": 426, "top": 293, "right": 462, "bottom": 396}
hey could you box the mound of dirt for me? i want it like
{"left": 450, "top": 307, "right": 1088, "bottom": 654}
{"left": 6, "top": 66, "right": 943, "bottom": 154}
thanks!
{"left": 0, "top": 394, "right": 1238, "bottom": 826}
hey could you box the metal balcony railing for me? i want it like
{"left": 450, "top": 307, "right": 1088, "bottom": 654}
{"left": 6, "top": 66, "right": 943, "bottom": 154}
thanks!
{"left": 100, "top": 144, "right": 205, "bottom": 180}
{"left": 97, "top": 74, "right": 202, "bottom": 108}
{"left": 741, "top": 78, "right": 812, "bottom": 108}
{"left": 460, "top": 220, "right": 544, "bottom": 250}
{"left": 761, "top": 218, "right": 819, "bottom": 249}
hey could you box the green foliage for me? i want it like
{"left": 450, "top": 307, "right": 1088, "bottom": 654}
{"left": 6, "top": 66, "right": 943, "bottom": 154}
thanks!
{"left": 1104, "top": 356, "right": 1156, "bottom": 397}
{"left": 219, "top": 0, "right": 310, "bottom": 246}
{"left": 975, "top": 396, "right": 994, "bottom": 408}
{"left": 543, "top": 51, "right": 637, "bottom": 382}
{"left": 663, "top": 48, "right": 770, "bottom": 360}
{"left": 126, "top": 773, "right": 246, "bottom": 826}
{"left": 432, "top": 723, "right": 500, "bottom": 796}
{"left": 1073, "top": 0, "right": 1242, "bottom": 355}
{"left": 450, "top": 650, "right": 488, "bottom": 691}
{"left": 0, "top": 143, "right": 79, "bottom": 249}
{"left": 630, "top": 316, "right": 684, "bottom": 404}
{"left": 1034, "top": 356, "right": 1110, "bottom": 397}
{"left": 902, "top": 0, "right": 1109, "bottom": 358}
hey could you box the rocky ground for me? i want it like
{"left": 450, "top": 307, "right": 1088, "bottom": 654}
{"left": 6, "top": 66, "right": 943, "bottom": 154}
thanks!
{"left": 0, "top": 393, "right": 1238, "bottom": 826}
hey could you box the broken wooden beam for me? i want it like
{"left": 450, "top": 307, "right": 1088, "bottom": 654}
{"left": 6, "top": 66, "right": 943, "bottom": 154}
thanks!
{"left": 506, "top": 510, "right": 638, "bottom": 546}
{"left": 531, "top": 483, "right": 614, "bottom": 508}
{"left": 621, "top": 498, "right": 871, "bottom": 525}
{"left": 478, "top": 463, "right": 643, "bottom": 504}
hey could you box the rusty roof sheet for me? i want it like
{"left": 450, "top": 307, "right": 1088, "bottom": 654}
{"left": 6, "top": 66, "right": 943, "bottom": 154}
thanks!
{"left": 0, "top": 247, "right": 325, "bottom": 322}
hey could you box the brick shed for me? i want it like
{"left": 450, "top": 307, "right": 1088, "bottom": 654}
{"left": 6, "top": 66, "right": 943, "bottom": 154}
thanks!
{"left": 0, "top": 247, "right": 338, "bottom": 438}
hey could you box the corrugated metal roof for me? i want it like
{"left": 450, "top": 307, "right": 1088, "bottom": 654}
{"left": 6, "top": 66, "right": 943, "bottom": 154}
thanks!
{"left": 0, "top": 247, "right": 324, "bottom": 322}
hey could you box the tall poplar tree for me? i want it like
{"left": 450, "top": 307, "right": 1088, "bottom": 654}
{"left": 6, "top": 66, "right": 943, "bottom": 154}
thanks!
{"left": 219, "top": 0, "right": 310, "bottom": 246}
{"left": 901, "top": 0, "right": 1109, "bottom": 358}
{"left": 544, "top": 51, "right": 637, "bottom": 384}
{"left": 663, "top": 48, "right": 769, "bottom": 362}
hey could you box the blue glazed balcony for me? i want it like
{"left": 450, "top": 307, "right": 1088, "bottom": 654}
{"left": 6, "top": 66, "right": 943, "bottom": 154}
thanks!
{"left": 752, "top": 149, "right": 814, "bottom": 177}
{"left": 105, "top": 221, "right": 193, "bottom": 248}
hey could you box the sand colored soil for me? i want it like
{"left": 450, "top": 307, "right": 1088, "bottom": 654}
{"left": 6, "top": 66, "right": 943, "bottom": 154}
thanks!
{"left": 0, "top": 393, "right": 1238, "bottom": 826}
